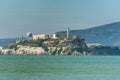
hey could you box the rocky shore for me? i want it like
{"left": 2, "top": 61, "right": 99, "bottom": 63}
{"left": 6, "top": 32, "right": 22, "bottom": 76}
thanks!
{"left": 0, "top": 45, "right": 87, "bottom": 55}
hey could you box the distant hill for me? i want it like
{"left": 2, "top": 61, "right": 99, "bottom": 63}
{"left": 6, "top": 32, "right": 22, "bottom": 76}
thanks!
{"left": 56, "top": 22, "right": 120, "bottom": 47}
{"left": 0, "top": 38, "right": 18, "bottom": 47}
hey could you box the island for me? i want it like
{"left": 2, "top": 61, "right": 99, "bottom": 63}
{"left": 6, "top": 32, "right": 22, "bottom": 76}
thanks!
{"left": 0, "top": 28, "right": 120, "bottom": 55}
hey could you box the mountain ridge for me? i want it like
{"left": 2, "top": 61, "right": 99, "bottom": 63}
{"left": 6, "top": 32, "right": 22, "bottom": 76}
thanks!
{"left": 56, "top": 22, "right": 120, "bottom": 47}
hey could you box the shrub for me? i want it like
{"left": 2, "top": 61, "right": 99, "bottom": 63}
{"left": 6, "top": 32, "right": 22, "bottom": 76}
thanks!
{"left": 8, "top": 44, "right": 17, "bottom": 50}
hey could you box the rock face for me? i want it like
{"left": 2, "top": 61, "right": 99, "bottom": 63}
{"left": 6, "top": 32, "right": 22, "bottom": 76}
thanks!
{"left": 16, "top": 45, "right": 46, "bottom": 55}
{"left": 0, "top": 45, "right": 46, "bottom": 55}
{"left": 0, "top": 45, "right": 88, "bottom": 55}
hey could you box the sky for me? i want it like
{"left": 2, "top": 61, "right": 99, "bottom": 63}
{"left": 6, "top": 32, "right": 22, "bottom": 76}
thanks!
{"left": 0, "top": 0, "right": 120, "bottom": 38}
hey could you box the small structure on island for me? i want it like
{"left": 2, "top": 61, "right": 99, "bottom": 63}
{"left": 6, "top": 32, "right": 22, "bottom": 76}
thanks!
{"left": 27, "top": 32, "right": 33, "bottom": 40}
{"left": 67, "top": 27, "right": 70, "bottom": 40}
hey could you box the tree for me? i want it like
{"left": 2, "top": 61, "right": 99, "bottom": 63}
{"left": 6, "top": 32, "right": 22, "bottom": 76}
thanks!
{"left": 8, "top": 44, "right": 17, "bottom": 50}
{"left": 43, "top": 46, "right": 48, "bottom": 52}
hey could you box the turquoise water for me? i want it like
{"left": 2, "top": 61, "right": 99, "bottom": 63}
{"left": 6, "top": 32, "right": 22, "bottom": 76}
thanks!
{"left": 0, "top": 55, "right": 120, "bottom": 80}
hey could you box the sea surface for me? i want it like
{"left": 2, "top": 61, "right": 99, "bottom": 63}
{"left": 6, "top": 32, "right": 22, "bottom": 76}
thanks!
{"left": 0, "top": 55, "right": 120, "bottom": 80}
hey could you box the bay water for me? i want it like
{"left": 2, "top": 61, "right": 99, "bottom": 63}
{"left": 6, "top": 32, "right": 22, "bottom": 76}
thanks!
{"left": 0, "top": 55, "right": 120, "bottom": 80}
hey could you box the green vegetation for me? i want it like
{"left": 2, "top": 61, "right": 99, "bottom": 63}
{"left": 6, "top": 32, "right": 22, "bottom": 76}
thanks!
{"left": 8, "top": 44, "right": 17, "bottom": 50}
{"left": 89, "top": 46, "right": 120, "bottom": 55}
{"left": 16, "top": 39, "right": 46, "bottom": 47}
{"left": 42, "top": 46, "right": 48, "bottom": 52}
{"left": 74, "top": 46, "right": 90, "bottom": 53}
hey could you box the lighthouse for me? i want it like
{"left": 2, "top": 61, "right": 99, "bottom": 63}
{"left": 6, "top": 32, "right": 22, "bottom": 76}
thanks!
{"left": 67, "top": 27, "right": 70, "bottom": 40}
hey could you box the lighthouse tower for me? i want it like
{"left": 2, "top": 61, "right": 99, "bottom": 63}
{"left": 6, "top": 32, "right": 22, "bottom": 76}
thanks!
{"left": 67, "top": 27, "right": 70, "bottom": 40}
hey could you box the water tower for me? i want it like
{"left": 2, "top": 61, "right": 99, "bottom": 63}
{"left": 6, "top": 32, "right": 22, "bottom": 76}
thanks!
{"left": 27, "top": 32, "right": 33, "bottom": 40}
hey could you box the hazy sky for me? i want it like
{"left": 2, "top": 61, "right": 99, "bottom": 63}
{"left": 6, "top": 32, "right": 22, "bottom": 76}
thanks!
{"left": 0, "top": 0, "right": 120, "bottom": 38}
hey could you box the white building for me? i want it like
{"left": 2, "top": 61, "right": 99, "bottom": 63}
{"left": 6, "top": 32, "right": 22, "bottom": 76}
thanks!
{"left": 33, "top": 34, "right": 59, "bottom": 40}
{"left": 49, "top": 34, "right": 58, "bottom": 39}
{"left": 33, "top": 34, "right": 49, "bottom": 40}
